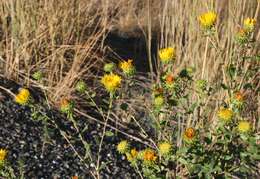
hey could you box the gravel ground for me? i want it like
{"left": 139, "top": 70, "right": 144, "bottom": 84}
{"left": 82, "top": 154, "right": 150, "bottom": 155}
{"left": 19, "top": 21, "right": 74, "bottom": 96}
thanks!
{"left": 0, "top": 78, "right": 140, "bottom": 179}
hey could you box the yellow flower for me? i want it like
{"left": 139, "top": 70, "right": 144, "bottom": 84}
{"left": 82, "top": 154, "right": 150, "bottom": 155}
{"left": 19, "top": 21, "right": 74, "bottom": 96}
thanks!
{"left": 119, "top": 59, "right": 135, "bottom": 76}
{"left": 154, "top": 96, "right": 164, "bottom": 108}
{"left": 198, "top": 11, "right": 217, "bottom": 29}
{"left": 14, "top": 88, "right": 30, "bottom": 105}
{"left": 183, "top": 127, "right": 196, "bottom": 143}
{"left": 101, "top": 73, "right": 121, "bottom": 93}
{"left": 243, "top": 18, "right": 256, "bottom": 32}
{"left": 0, "top": 149, "right": 7, "bottom": 162}
{"left": 238, "top": 121, "right": 251, "bottom": 133}
{"left": 158, "top": 142, "right": 172, "bottom": 155}
{"left": 235, "top": 29, "right": 249, "bottom": 44}
{"left": 234, "top": 91, "right": 244, "bottom": 102}
{"left": 159, "top": 47, "right": 176, "bottom": 63}
{"left": 217, "top": 108, "right": 233, "bottom": 122}
{"left": 117, "top": 140, "right": 129, "bottom": 154}
{"left": 126, "top": 148, "right": 138, "bottom": 162}
{"left": 143, "top": 149, "right": 157, "bottom": 162}
{"left": 60, "top": 98, "right": 73, "bottom": 113}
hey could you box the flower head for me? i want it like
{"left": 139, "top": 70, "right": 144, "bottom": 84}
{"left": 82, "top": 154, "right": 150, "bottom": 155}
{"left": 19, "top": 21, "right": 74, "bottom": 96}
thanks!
{"left": 238, "top": 121, "right": 251, "bottom": 133}
{"left": 76, "top": 80, "right": 87, "bottom": 93}
{"left": 117, "top": 140, "right": 129, "bottom": 154}
{"left": 101, "top": 73, "right": 121, "bottom": 93}
{"left": 234, "top": 91, "right": 244, "bottom": 102}
{"left": 243, "top": 18, "right": 256, "bottom": 32}
{"left": 158, "top": 142, "right": 172, "bottom": 156}
{"left": 198, "top": 11, "right": 217, "bottom": 30}
{"left": 126, "top": 148, "right": 138, "bottom": 162}
{"left": 235, "top": 29, "right": 249, "bottom": 44}
{"left": 60, "top": 98, "right": 74, "bottom": 113}
{"left": 14, "top": 88, "right": 30, "bottom": 105}
{"left": 32, "top": 71, "right": 43, "bottom": 81}
{"left": 142, "top": 149, "right": 157, "bottom": 163}
{"left": 154, "top": 96, "right": 164, "bottom": 108}
{"left": 0, "top": 149, "right": 7, "bottom": 163}
{"left": 183, "top": 127, "right": 196, "bottom": 143}
{"left": 103, "top": 63, "right": 115, "bottom": 73}
{"left": 217, "top": 108, "right": 233, "bottom": 122}
{"left": 119, "top": 59, "right": 135, "bottom": 76}
{"left": 159, "top": 47, "right": 176, "bottom": 63}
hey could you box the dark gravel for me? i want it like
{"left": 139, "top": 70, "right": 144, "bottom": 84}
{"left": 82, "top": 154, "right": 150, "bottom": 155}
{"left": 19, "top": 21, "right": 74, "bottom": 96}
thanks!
{"left": 0, "top": 78, "right": 140, "bottom": 179}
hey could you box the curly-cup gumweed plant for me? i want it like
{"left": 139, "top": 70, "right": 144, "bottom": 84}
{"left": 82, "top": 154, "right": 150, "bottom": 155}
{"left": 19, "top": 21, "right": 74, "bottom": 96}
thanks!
{"left": 111, "top": 11, "right": 260, "bottom": 178}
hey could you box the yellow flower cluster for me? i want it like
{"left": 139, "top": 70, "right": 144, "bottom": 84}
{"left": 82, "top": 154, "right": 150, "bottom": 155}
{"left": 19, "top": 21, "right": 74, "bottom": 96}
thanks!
{"left": 159, "top": 47, "right": 176, "bottom": 63}
{"left": 119, "top": 59, "right": 135, "bottom": 76}
{"left": 217, "top": 108, "right": 233, "bottom": 122}
{"left": 0, "top": 149, "right": 7, "bottom": 162}
{"left": 198, "top": 11, "right": 217, "bottom": 29}
{"left": 158, "top": 142, "right": 172, "bottom": 155}
{"left": 101, "top": 73, "right": 122, "bottom": 93}
{"left": 243, "top": 18, "right": 256, "bottom": 32}
{"left": 238, "top": 121, "right": 251, "bottom": 133}
{"left": 14, "top": 88, "right": 30, "bottom": 105}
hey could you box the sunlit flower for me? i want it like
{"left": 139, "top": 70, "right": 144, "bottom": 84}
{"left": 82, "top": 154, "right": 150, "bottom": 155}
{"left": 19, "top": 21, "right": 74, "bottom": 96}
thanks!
{"left": 238, "top": 121, "right": 251, "bottom": 133}
{"left": 235, "top": 29, "right": 249, "bottom": 44}
{"left": 103, "top": 63, "right": 115, "bottom": 73}
{"left": 198, "top": 11, "right": 217, "bottom": 29}
{"left": 143, "top": 149, "right": 157, "bottom": 163}
{"left": 126, "top": 148, "right": 138, "bottom": 162}
{"left": 234, "top": 91, "right": 244, "bottom": 102}
{"left": 60, "top": 98, "right": 73, "bottom": 113}
{"left": 183, "top": 127, "right": 196, "bottom": 143}
{"left": 217, "top": 108, "right": 233, "bottom": 122}
{"left": 158, "top": 142, "right": 172, "bottom": 155}
{"left": 119, "top": 59, "right": 135, "bottom": 76}
{"left": 0, "top": 149, "right": 7, "bottom": 162}
{"left": 101, "top": 73, "right": 121, "bottom": 93}
{"left": 117, "top": 140, "right": 129, "bottom": 154}
{"left": 243, "top": 18, "right": 256, "bottom": 32}
{"left": 159, "top": 47, "right": 176, "bottom": 63}
{"left": 154, "top": 96, "right": 164, "bottom": 108}
{"left": 14, "top": 88, "right": 30, "bottom": 105}
{"left": 76, "top": 80, "right": 87, "bottom": 93}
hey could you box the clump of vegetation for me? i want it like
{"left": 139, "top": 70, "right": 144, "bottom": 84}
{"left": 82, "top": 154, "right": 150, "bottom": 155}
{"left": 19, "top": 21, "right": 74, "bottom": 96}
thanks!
{"left": 0, "top": 0, "right": 259, "bottom": 178}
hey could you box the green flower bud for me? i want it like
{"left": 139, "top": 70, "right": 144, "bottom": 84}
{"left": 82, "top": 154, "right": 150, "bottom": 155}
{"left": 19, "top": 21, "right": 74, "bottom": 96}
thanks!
{"left": 32, "top": 71, "right": 43, "bottom": 81}
{"left": 76, "top": 80, "right": 87, "bottom": 93}
{"left": 103, "top": 63, "right": 115, "bottom": 73}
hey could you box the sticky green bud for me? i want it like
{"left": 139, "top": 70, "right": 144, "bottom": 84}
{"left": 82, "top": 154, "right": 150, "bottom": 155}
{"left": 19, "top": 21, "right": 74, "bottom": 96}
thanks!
{"left": 76, "top": 80, "right": 87, "bottom": 93}
{"left": 32, "top": 71, "right": 43, "bottom": 81}
{"left": 104, "top": 63, "right": 115, "bottom": 73}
